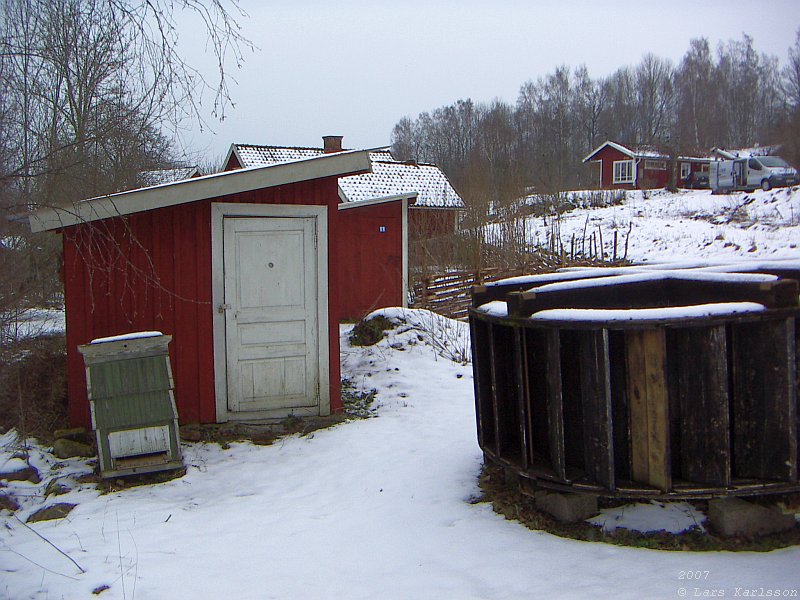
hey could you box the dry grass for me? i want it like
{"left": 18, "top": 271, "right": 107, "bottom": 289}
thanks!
{"left": 0, "top": 334, "right": 68, "bottom": 442}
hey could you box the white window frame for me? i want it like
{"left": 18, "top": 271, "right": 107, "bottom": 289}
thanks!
{"left": 644, "top": 159, "right": 667, "bottom": 171}
{"left": 680, "top": 162, "right": 691, "bottom": 179}
{"left": 613, "top": 160, "right": 635, "bottom": 184}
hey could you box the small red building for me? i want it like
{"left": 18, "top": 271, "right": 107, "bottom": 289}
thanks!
{"left": 224, "top": 137, "right": 464, "bottom": 239}
{"left": 30, "top": 152, "right": 372, "bottom": 427}
{"left": 583, "top": 141, "right": 711, "bottom": 189}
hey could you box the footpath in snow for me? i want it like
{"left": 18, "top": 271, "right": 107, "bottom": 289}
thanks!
{"left": 1, "top": 308, "right": 799, "bottom": 599}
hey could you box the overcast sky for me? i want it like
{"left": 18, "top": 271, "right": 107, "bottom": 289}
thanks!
{"left": 177, "top": 0, "right": 800, "bottom": 165}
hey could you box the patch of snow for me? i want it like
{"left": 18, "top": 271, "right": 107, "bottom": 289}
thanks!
{"left": 475, "top": 301, "right": 509, "bottom": 317}
{"left": 530, "top": 270, "right": 776, "bottom": 295}
{"left": 90, "top": 331, "right": 164, "bottom": 344}
{"left": 488, "top": 267, "right": 631, "bottom": 288}
{"left": 529, "top": 302, "right": 766, "bottom": 322}
{"left": 512, "top": 186, "right": 800, "bottom": 264}
{"left": 588, "top": 501, "right": 707, "bottom": 534}
{"left": 3, "top": 308, "right": 65, "bottom": 340}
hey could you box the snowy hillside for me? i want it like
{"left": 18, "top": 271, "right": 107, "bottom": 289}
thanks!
{"left": 521, "top": 186, "right": 800, "bottom": 263}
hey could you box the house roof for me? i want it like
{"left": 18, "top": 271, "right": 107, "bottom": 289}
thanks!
{"left": 226, "top": 144, "right": 394, "bottom": 170}
{"left": 339, "top": 160, "right": 463, "bottom": 208}
{"left": 29, "top": 150, "right": 372, "bottom": 232}
{"left": 711, "top": 145, "right": 779, "bottom": 160}
{"left": 227, "top": 143, "right": 464, "bottom": 209}
{"left": 138, "top": 166, "right": 202, "bottom": 187}
{"left": 583, "top": 141, "right": 713, "bottom": 163}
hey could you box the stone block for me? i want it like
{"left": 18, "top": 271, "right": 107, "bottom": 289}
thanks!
{"left": 536, "top": 492, "right": 599, "bottom": 522}
{"left": 53, "top": 427, "right": 91, "bottom": 444}
{"left": 179, "top": 425, "right": 202, "bottom": 442}
{"left": 27, "top": 503, "right": 76, "bottom": 523}
{"left": 53, "top": 438, "right": 94, "bottom": 459}
{"left": 0, "top": 493, "right": 20, "bottom": 512}
{"left": 0, "top": 465, "right": 40, "bottom": 484}
{"left": 708, "top": 497, "right": 796, "bottom": 537}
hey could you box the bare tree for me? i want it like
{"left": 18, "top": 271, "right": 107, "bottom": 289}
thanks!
{"left": 633, "top": 53, "right": 675, "bottom": 145}
{"left": 0, "top": 0, "right": 251, "bottom": 345}
{"left": 676, "top": 38, "right": 717, "bottom": 149}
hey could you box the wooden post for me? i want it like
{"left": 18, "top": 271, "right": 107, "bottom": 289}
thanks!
{"left": 675, "top": 325, "right": 731, "bottom": 487}
{"left": 625, "top": 328, "right": 671, "bottom": 492}
{"left": 513, "top": 327, "right": 531, "bottom": 471}
{"left": 545, "top": 329, "right": 566, "bottom": 481}
{"left": 730, "top": 318, "right": 797, "bottom": 482}
{"left": 578, "top": 329, "right": 615, "bottom": 490}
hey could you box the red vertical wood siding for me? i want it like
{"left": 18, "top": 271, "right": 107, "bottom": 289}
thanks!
{"left": 595, "top": 146, "right": 637, "bottom": 190}
{"left": 337, "top": 202, "right": 404, "bottom": 320}
{"left": 63, "top": 176, "right": 343, "bottom": 428}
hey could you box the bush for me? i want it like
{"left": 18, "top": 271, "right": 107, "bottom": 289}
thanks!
{"left": 349, "top": 315, "right": 394, "bottom": 346}
{"left": 0, "top": 335, "right": 68, "bottom": 440}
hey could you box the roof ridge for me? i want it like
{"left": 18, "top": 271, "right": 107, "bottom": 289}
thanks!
{"left": 236, "top": 143, "right": 327, "bottom": 152}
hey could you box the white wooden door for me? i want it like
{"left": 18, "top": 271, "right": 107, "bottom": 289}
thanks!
{"left": 223, "top": 217, "right": 319, "bottom": 416}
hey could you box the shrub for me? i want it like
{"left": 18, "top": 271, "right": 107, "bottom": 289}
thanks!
{"left": 349, "top": 315, "right": 394, "bottom": 346}
{"left": 0, "top": 335, "right": 68, "bottom": 440}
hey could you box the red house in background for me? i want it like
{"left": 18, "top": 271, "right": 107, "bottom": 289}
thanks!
{"left": 583, "top": 141, "right": 712, "bottom": 189}
{"left": 29, "top": 152, "right": 373, "bottom": 427}
{"left": 224, "top": 137, "right": 465, "bottom": 239}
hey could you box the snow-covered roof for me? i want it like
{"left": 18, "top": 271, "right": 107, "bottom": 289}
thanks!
{"left": 228, "top": 143, "right": 464, "bottom": 209}
{"left": 230, "top": 144, "right": 394, "bottom": 170}
{"left": 711, "top": 145, "right": 780, "bottom": 160}
{"left": 139, "top": 166, "right": 201, "bottom": 187}
{"left": 476, "top": 300, "right": 768, "bottom": 322}
{"left": 583, "top": 141, "right": 713, "bottom": 163}
{"left": 338, "top": 161, "right": 463, "bottom": 208}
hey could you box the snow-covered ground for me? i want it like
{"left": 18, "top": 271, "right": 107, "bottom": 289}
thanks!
{"left": 2, "top": 309, "right": 65, "bottom": 343}
{"left": 2, "top": 309, "right": 799, "bottom": 600}
{"left": 3, "top": 188, "right": 800, "bottom": 599}
{"left": 519, "top": 186, "right": 800, "bottom": 263}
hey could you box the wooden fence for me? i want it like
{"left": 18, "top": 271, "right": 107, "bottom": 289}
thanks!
{"left": 411, "top": 268, "right": 526, "bottom": 320}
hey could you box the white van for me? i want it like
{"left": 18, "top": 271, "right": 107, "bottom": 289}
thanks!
{"left": 710, "top": 156, "right": 799, "bottom": 193}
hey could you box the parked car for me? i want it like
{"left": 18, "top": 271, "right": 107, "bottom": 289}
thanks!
{"left": 683, "top": 171, "right": 710, "bottom": 189}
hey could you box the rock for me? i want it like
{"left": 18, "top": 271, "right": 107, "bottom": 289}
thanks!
{"left": 45, "top": 479, "right": 71, "bottom": 497}
{"left": 27, "top": 503, "right": 76, "bottom": 523}
{"left": 0, "top": 465, "right": 40, "bottom": 484}
{"left": 0, "top": 493, "right": 20, "bottom": 512}
{"left": 53, "top": 438, "right": 94, "bottom": 459}
{"left": 535, "top": 491, "right": 599, "bottom": 523}
{"left": 708, "top": 497, "right": 797, "bottom": 537}
{"left": 53, "top": 427, "right": 92, "bottom": 444}
{"left": 179, "top": 425, "right": 202, "bottom": 442}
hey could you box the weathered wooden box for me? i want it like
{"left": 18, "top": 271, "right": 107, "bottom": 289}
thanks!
{"left": 79, "top": 333, "right": 183, "bottom": 478}
{"left": 470, "top": 265, "right": 800, "bottom": 499}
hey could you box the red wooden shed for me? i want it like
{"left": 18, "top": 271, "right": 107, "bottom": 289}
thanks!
{"left": 29, "top": 152, "right": 371, "bottom": 427}
{"left": 336, "top": 193, "right": 415, "bottom": 319}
